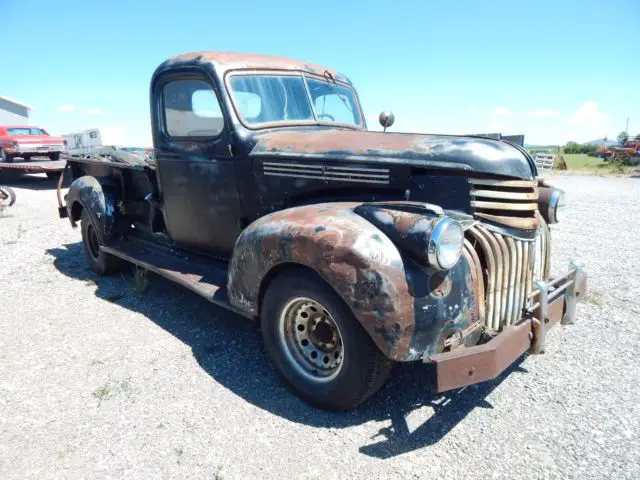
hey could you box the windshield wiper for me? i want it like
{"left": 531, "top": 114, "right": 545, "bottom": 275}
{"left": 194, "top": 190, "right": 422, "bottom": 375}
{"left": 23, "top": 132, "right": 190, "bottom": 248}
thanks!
{"left": 322, "top": 70, "right": 353, "bottom": 113}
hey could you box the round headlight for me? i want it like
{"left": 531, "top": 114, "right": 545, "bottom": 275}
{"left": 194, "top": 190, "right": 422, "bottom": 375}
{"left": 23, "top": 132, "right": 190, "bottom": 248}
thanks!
{"left": 427, "top": 217, "right": 464, "bottom": 270}
{"left": 548, "top": 189, "right": 566, "bottom": 224}
{"left": 553, "top": 190, "right": 566, "bottom": 223}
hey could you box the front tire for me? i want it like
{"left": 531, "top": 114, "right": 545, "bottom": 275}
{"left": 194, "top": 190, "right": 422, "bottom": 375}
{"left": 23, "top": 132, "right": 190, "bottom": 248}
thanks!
{"left": 261, "top": 270, "right": 393, "bottom": 411}
{"left": 80, "top": 209, "right": 123, "bottom": 275}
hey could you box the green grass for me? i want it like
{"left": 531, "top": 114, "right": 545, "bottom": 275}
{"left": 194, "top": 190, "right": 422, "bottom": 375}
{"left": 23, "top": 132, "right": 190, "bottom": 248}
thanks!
{"left": 562, "top": 153, "right": 605, "bottom": 169}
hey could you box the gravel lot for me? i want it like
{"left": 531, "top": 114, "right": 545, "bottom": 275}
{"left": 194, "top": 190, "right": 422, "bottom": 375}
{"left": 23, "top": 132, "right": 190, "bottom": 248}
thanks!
{"left": 1, "top": 173, "right": 638, "bottom": 479}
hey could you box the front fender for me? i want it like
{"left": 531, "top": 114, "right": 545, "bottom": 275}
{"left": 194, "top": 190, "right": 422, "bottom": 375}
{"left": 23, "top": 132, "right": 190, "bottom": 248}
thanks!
{"left": 227, "top": 203, "right": 477, "bottom": 361}
{"left": 65, "top": 176, "right": 119, "bottom": 240}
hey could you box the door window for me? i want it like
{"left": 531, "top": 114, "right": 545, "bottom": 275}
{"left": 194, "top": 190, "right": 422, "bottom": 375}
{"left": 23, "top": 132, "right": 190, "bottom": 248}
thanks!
{"left": 163, "top": 79, "right": 224, "bottom": 138}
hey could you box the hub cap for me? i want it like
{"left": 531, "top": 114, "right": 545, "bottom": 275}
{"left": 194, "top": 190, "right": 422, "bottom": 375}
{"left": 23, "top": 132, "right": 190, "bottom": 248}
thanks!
{"left": 278, "top": 297, "right": 344, "bottom": 382}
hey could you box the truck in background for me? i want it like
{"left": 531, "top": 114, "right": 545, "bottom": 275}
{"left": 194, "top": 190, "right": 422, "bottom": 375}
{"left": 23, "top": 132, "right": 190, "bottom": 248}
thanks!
{"left": 62, "top": 129, "right": 104, "bottom": 157}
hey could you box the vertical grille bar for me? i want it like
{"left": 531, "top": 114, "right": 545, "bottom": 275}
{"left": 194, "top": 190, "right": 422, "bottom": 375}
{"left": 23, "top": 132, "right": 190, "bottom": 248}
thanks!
{"left": 505, "top": 237, "right": 518, "bottom": 325}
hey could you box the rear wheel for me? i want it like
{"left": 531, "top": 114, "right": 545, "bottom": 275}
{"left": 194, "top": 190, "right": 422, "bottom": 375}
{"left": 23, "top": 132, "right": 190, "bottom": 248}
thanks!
{"left": 0, "top": 186, "right": 16, "bottom": 206}
{"left": 261, "top": 270, "right": 393, "bottom": 411}
{"left": 0, "top": 149, "right": 14, "bottom": 163}
{"left": 80, "top": 209, "right": 123, "bottom": 275}
{"left": 49, "top": 152, "right": 60, "bottom": 161}
{"left": 22, "top": 154, "right": 31, "bottom": 161}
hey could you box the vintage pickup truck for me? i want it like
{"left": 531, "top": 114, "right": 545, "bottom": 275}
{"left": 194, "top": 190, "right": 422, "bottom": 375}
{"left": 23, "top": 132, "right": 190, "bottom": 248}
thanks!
{"left": 57, "top": 52, "right": 586, "bottom": 410}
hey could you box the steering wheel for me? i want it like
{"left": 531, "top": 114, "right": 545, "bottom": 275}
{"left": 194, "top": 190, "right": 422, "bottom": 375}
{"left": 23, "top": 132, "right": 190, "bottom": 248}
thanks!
{"left": 317, "top": 113, "right": 335, "bottom": 121}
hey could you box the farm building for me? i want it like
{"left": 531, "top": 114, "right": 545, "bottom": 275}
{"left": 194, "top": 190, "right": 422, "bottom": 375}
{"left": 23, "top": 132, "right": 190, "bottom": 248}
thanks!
{"left": 0, "top": 96, "right": 32, "bottom": 124}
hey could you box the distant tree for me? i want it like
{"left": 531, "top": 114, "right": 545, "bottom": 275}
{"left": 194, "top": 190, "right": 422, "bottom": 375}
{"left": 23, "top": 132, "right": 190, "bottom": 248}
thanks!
{"left": 563, "top": 141, "right": 580, "bottom": 154}
{"left": 617, "top": 131, "right": 629, "bottom": 145}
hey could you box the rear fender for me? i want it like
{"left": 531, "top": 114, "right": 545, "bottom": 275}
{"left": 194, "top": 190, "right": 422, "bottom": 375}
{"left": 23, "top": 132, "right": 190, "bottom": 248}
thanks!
{"left": 65, "top": 175, "right": 120, "bottom": 240}
{"left": 227, "top": 203, "right": 477, "bottom": 361}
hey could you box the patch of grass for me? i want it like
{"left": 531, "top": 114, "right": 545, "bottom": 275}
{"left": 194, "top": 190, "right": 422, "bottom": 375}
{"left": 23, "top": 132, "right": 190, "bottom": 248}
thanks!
{"left": 583, "top": 291, "right": 604, "bottom": 307}
{"left": 560, "top": 154, "right": 629, "bottom": 174}
{"left": 92, "top": 378, "right": 132, "bottom": 405}
{"left": 57, "top": 443, "right": 75, "bottom": 459}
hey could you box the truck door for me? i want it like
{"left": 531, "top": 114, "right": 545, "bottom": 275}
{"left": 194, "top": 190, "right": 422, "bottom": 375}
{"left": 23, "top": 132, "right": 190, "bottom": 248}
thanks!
{"left": 153, "top": 74, "right": 243, "bottom": 257}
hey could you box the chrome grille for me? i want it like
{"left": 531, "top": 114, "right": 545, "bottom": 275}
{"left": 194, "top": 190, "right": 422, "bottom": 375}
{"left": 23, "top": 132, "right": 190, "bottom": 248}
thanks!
{"left": 469, "top": 178, "right": 540, "bottom": 229}
{"left": 465, "top": 218, "right": 550, "bottom": 331}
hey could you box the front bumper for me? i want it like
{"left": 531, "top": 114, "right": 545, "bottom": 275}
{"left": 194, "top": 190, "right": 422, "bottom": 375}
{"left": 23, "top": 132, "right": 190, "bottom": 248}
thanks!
{"left": 428, "top": 260, "right": 587, "bottom": 392}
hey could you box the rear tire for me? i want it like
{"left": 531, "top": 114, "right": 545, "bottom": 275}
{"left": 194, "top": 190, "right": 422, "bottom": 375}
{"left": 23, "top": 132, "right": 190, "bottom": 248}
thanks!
{"left": 46, "top": 172, "right": 60, "bottom": 180}
{"left": 0, "top": 186, "right": 16, "bottom": 206}
{"left": 22, "top": 154, "right": 31, "bottom": 161}
{"left": 0, "top": 149, "right": 14, "bottom": 163}
{"left": 80, "top": 209, "right": 123, "bottom": 275}
{"left": 261, "top": 269, "right": 393, "bottom": 411}
{"left": 49, "top": 152, "right": 60, "bottom": 161}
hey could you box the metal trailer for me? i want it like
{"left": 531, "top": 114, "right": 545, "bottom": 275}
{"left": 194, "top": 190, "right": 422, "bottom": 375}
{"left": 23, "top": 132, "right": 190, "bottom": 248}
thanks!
{"left": 0, "top": 158, "right": 66, "bottom": 179}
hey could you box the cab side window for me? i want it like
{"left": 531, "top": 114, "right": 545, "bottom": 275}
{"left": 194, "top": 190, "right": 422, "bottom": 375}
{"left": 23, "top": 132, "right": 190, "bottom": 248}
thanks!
{"left": 163, "top": 79, "right": 224, "bottom": 138}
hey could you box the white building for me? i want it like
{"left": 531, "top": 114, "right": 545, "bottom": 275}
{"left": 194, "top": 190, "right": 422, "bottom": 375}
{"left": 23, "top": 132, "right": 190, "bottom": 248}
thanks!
{"left": 0, "top": 96, "right": 33, "bottom": 124}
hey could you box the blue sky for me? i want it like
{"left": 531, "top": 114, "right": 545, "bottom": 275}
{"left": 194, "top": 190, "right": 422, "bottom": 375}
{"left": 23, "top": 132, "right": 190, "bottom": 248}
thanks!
{"left": 1, "top": 0, "right": 638, "bottom": 146}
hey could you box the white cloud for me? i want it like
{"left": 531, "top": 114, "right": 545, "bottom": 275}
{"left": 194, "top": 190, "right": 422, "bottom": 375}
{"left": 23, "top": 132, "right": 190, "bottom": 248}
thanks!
{"left": 492, "top": 106, "right": 512, "bottom": 116}
{"left": 569, "top": 101, "right": 609, "bottom": 125}
{"left": 527, "top": 108, "right": 560, "bottom": 118}
{"left": 86, "top": 108, "right": 103, "bottom": 116}
{"left": 97, "top": 125, "right": 126, "bottom": 145}
{"left": 59, "top": 103, "right": 76, "bottom": 112}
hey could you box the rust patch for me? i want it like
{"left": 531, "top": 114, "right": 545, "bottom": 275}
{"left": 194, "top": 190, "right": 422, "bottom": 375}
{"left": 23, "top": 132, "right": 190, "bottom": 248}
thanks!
{"left": 430, "top": 274, "right": 452, "bottom": 298}
{"left": 252, "top": 129, "right": 443, "bottom": 157}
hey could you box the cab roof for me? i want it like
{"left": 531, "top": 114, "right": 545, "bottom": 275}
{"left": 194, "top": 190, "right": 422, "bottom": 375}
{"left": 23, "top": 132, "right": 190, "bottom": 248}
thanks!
{"left": 161, "top": 51, "right": 351, "bottom": 84}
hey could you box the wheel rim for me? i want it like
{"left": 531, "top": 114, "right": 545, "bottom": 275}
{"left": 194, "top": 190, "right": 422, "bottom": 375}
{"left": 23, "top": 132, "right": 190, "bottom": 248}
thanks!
{"left": 86, "top": 223, "right": 101, "bottom": 260}
{"left": 278, "top": 297, "right": 344, "bottom": 383}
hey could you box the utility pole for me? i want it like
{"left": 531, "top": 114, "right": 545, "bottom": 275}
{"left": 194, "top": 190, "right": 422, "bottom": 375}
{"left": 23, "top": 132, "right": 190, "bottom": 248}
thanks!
{"left": 626, "top": 117, "right": 630, "bottom": 133}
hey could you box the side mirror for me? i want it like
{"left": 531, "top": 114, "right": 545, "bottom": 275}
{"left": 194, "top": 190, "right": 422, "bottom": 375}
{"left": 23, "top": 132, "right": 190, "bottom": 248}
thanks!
{"left": 379, "top": 111, "right": 395, "bottom": 132}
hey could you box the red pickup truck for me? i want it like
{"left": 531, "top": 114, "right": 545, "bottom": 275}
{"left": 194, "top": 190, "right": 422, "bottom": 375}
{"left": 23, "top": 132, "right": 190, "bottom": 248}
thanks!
{"left": 0, "top": 125, "right": 67, "bottom": 163}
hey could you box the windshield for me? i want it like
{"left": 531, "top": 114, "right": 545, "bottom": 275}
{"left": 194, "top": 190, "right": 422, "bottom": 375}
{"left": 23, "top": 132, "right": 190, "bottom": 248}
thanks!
{"left": 8, "top": 127, "right": 47, "bottom": 136}
{"left": 229, "top": 73, "right": 362, "bottom": 127}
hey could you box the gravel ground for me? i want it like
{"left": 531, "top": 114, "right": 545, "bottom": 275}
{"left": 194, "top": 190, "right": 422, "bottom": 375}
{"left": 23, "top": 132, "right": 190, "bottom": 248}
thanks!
{"left": 0, "top": 173, "right": 638, "bottom": 479}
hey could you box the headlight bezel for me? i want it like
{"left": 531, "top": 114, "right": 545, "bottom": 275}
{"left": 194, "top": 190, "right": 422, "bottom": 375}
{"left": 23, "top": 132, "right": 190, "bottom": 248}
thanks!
{"left": 427, "top": 217, "right": 464, "bottom": 270}
{"left": 539, "top": 187, "right": 565, "bottom": 224}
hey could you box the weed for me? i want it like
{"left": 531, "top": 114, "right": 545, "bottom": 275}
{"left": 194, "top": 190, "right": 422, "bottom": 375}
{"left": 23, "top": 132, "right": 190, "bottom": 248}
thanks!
{"left": 132, "top": 266, "right": 149, "bottom": 293}
{"left": 174, "top": 447, "right": 184, "bottom": 464}
{"left": 584, "top": 291, "right": 604, "bottom": 307}
{"left": 92, "top": 378, "right": 132, "bottom": 405}
{"left": 57, "top": 443, "right": 75, "bottom": 459}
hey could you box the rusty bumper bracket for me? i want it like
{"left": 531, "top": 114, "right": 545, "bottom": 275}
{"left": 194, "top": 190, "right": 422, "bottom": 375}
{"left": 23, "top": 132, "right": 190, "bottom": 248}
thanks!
{"left": 428, "top": 260, "right": 587, "bottom": 393}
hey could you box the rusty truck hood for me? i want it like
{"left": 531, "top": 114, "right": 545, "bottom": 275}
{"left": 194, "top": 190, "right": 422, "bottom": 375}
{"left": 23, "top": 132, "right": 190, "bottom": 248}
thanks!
{"left": 250, "top": 129, "right": 536, "bottom": 179}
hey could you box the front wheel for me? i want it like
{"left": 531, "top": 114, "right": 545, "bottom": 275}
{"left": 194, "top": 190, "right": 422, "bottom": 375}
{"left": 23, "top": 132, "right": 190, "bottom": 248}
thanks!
{"left": 261, "top": 270, "right": 393, "bottom": 411}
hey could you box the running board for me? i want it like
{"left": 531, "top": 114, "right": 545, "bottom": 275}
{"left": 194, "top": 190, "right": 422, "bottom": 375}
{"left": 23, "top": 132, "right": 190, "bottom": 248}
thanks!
{"left": 101, "top": 240, "right": 250, "bottom": 318}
